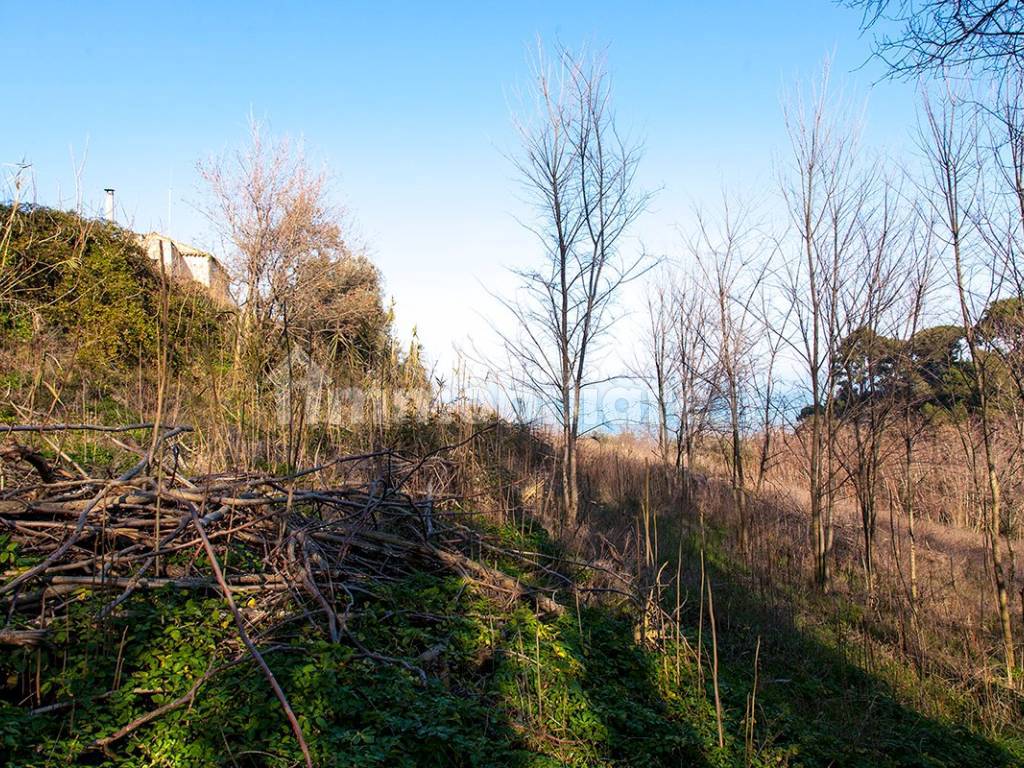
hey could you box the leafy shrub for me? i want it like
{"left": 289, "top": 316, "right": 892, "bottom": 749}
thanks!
{"left": 0, "top": 204, "right": 226, "bottom": 375}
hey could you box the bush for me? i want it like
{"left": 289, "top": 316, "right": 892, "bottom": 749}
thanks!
{"left": 0, "top": 204, "right": 226, "bottom": 374}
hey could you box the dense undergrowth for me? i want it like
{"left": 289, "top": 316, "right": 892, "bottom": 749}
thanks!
{"left": 0, "top": 205, "right": 226, "bottom": 375}
{"left": 3, "top": 496, "right": 1022, "bottom": 767}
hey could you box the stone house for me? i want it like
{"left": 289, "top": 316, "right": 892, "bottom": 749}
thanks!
{"left": 138, "top": 232, "right": 233, "bottom": 306}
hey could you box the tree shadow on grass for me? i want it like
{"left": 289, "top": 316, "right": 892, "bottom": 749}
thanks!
{"left": 567, "top": 609, "right": 717, "bottom": 768}
{"left": 261, "top": 559, "right": 720, "bottom": 767}
{"left": 664, "top": 516, "right": 1024, "bottom": 768}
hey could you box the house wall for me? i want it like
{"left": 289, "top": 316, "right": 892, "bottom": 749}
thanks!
{"left": 138, "top": 232, "right": 234, "bottom": 306}
{"left": 141, "top": 234, "right": 192, "bottom": 282}
{"left": 207, "top": 260, "right": 232, "bottom": 305}
{"left": 183, "top": 253, "right": 232, "bottom": 305}
{"left": 182, "top": 253, "right": 210, "bottom": 286}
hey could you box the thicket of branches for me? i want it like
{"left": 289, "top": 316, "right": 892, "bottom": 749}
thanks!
{"left": 628, "top": 66, "right": 1024, "bottom": 685}
{"left": 847, "top": 0, "right": 1024, "bottom": 76}
{"left": 498, "top": 43, "right": 650, "bottom": 531}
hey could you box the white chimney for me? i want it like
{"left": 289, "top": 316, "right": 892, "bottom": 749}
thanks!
{"left": 103, "top": 188, "right": 115, "bottom": 223}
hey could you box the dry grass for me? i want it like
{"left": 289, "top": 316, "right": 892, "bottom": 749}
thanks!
{"left": 676, "top": 424, "right": 1024, "bottom": 728}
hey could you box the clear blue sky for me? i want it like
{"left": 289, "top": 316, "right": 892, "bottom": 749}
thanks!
{"left": 1, "top": 1, "right": 920, "bottom": 376}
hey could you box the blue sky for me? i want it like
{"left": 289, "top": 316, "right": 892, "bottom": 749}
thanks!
{"left": 2, "top": 1, "right": 921, "bottom": 378}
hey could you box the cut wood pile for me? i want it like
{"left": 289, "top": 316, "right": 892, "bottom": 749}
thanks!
{"left": 0, "top": 423, "right": 578, "bottom": 638}
{"left": 1, "top": 423, "right": 651, "bottom": 762}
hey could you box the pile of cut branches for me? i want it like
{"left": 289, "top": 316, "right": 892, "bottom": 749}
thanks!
{"left": 0, "top": 423, "right": 585, "bottom": 763}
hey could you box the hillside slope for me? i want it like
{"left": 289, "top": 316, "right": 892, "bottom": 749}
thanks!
{"left": 1, "top": 428, "right": 1021, "bottom": 768}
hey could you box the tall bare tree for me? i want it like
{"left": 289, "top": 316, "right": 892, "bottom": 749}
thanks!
{"left": 691, "top": 199, "right": 767, "bottom": 553}
{"left": 752, "top": 268, "right": 789, "bottom": 494}
{"left": 918, "top": 84, "right": 1016, "bottom": 683}
{"left": 634, "top": 265, "right": 720, "bottom": 503}
{"left": 634, "top": 272, "right": 676, "bottom": 469}
{"left": 500, "top": 44, "right": 649, "bottom": 527}
{"left": 831, "top": 176, "right": 912, "bottom": 591}
{"left": 982, "top": 72, "right": 1024, "bottom": 552}
{"left": 891, "top": 226, "right": 937, "bottom": 610}
{"left": 779, "top": 64, "right": 872, "bottom": 587}
{"left": 671, "top": 275, "right": 717, "bottom": 485}
{"left": 199, "top": 118, "right": 343, "bottom": 372}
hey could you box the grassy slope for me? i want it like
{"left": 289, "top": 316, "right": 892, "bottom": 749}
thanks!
{"left": 3, "top": 508, "right": 1022, "bottom": 768}
{"left": 679, "top": 527, "right": 1024, "bottom": 768}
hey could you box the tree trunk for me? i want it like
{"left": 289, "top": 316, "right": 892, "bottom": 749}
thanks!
{"left": 904, "top": 432, "right": 918, "bottom": 605}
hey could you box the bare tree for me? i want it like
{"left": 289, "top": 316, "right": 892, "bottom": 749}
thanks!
{"left": 831, "top": 176, "right": 912, "bottom": 591}
{"left": 691, "top": 199, "right": 767, "bottom": 553}
{"left": 918, "top": 84, "right": 1016, "bottom": 683}
{"left": 634, "top": 263, "right": 722, "bottom": 506}
{"left": 751, "top": 267, "right": 790, "bottom": 494}
{"left": 199, "top": 118, "right": 343, "bottom": 372}
{"left": 891, "top": 225, "right": 937, "bottom": 610}
{"left": 778, "top": 64, "right": 872, "bottom": 587}
{"left": 666, "top": 269, "right": 717, "bottom": 503}
{"left": 987, "top": 74, "right": 1024, "bottom": 546}
{"left": 634, "top": 271, "right": 676, "bottom": 469}
{"left": 500, "top": 44, "right": 649, "bottom": 527}
{"left": 989, "top": 72, "right": 1024, "bottom": 276}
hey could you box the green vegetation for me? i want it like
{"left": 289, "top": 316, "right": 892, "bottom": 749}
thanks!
{"left": 0, "top": 205, "right": 225, "bottom": 374}
{"left": 3, "top": 506, "right": 1021, "bottom": 768}
{"left": 1, "top": 159, "right": 1019, "bottom": 768}
{"left": 809, "top": 314, "right": 1024, "bottom": 422}
{"left": 0, "top": 204, "right": 425, "bottom": 414}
